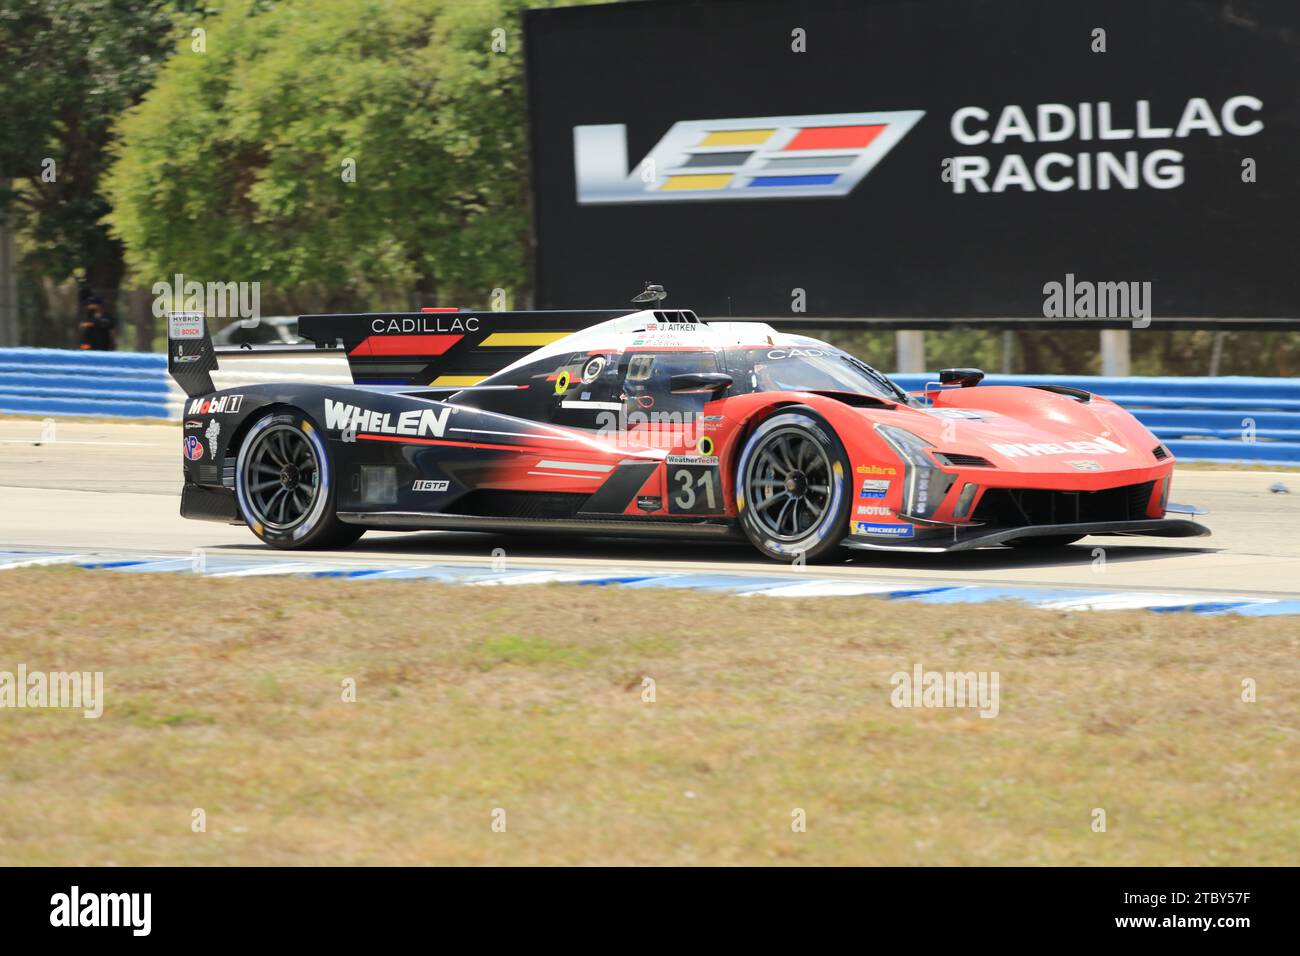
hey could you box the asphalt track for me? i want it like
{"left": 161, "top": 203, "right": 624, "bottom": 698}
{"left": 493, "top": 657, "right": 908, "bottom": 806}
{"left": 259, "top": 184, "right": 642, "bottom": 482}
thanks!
{"left": 2, "top": 417, "right": 1299, "bottom": 602}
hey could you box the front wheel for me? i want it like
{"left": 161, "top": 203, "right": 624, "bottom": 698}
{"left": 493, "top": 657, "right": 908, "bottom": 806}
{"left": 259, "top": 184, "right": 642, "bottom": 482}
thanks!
{"left": 735, "top": 408, "right": 852, "bottom": 563}
{"left": 235, "top": 410, "right": 364, "bottom": 550}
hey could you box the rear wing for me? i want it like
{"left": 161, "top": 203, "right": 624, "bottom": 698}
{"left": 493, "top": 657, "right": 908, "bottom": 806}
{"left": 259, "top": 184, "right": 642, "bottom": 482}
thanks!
{"left": 166, "top": 308, "right": 638, "bottom": 397}
{"left": 297, "top": 309, "right": 632, "bottom": 387}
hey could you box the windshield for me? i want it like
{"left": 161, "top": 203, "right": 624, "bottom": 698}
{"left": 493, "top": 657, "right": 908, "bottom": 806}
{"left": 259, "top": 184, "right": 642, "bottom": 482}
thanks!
{"left": 744, "top": 346, "right": 907, "bottom": 402}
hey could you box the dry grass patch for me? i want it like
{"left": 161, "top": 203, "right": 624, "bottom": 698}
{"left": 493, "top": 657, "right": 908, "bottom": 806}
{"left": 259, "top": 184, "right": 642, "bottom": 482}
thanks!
{"left": 0, "top": 567, "right": 1295, "bottom": 865}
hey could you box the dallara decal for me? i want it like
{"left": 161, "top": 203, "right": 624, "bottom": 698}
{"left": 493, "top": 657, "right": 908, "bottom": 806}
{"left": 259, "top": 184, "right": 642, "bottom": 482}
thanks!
{"left": 575, "top": 110, "right": 925, "bottom": 203}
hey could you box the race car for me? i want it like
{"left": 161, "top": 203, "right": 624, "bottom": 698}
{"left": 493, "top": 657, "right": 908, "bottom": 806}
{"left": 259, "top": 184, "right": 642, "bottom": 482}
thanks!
{"left": 167, "top": 296, "right": 1209, "bottom": 562}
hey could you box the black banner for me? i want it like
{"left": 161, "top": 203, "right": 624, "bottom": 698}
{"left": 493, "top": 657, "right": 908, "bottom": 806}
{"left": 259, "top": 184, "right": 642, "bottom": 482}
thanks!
{"left": 525, "top": 0, "right": 1300, "bottom": 319}
{"left": 0, "top": 867, "right": 1286, "bottom": 942}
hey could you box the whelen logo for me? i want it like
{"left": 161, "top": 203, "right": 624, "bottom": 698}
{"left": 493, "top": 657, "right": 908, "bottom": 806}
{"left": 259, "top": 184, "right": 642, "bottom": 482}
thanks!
{"left": 575, "top": 111, "right": 924, "bottom": 203}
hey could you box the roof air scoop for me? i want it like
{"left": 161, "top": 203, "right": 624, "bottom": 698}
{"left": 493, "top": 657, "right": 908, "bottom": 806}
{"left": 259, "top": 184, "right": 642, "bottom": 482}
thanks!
{"left": 631, "top": 282, "right": 667, "bottom": 304}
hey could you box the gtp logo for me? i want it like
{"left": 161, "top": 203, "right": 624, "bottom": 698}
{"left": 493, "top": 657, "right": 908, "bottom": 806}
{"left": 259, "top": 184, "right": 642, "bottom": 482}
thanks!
{"left": 575, "top": 110, "right": 924, "bottom": 203}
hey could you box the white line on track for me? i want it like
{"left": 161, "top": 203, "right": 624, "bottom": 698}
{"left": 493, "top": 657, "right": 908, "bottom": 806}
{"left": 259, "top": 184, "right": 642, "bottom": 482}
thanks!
{"left": 0, "top": 439, "right": 162, "bottom": 447}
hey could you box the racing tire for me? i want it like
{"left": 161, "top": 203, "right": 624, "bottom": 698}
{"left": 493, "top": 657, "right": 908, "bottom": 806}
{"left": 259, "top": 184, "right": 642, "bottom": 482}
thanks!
{"left": 1004, "top": 534, "right": 1084, "bottom": 548}
{"left": 735, "top": 407, "right": 852, "bottom": 563}
{"left": 234, "top": 409, "right": 364, "bottom": 550}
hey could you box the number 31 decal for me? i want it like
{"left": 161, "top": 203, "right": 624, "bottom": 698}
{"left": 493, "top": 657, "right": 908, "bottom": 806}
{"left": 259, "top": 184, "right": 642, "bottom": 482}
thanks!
{"left": 668, "top": 463, "right": 721, "bottom": 515}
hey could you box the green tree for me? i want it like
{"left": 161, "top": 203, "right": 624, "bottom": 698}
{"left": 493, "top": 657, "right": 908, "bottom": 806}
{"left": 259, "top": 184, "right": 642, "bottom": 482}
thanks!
{"left": 105, "top": 0, "right": 552, "bottom": 315}
{"left": 0, "top": 0, "right": 178, "bottom": 338}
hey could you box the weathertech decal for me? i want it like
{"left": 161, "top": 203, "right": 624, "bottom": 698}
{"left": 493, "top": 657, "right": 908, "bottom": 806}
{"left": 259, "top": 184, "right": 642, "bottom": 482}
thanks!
{"left": 575, "top": 110, "right": 925, "bottom": 203}
{"left": 324, "top": 399, "right": 451, "bottom": 439}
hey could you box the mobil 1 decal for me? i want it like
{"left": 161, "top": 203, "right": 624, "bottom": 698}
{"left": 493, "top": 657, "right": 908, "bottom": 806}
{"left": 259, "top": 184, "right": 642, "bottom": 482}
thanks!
{"left": 666, "top": 455, "right": 722, "bottom": 515}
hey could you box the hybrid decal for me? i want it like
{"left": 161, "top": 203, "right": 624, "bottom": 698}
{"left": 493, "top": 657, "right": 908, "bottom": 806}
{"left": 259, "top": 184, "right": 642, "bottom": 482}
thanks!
{"left": 576, "top": 110, "right": 925, "bottom": 203}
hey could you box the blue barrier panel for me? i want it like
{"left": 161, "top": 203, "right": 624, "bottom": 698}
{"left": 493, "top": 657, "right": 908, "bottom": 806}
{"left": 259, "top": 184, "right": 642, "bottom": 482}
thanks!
{"left": 890, "top": 373, "right": 1300, "bottom": 465}
{"left": 0, "top": 347, "right": 175, "bottom": 419}
{"left": 0, "top": 348, "right": 166, "bottom": 370}
{"left": 1163, "top": 439, "right": 1300, "bottom": 464}
{"left": 1, "top": 349, "right": 1297, "bottom": 463}
{"left": 0, "top": 393, "right": 174, "bottom": 419}
{"left": 0, "top": 372, "right": 172, "bottom": 396}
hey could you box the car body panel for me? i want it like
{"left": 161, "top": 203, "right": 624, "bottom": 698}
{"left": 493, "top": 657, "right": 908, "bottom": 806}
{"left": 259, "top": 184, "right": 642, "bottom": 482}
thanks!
{"left": 169, "top": 307, "right": 1207, "bottom": 554}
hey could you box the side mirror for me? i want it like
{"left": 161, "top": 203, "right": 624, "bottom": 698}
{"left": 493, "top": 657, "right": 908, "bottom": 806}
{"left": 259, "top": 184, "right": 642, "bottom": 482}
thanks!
{"left": 939, "top": 367, "right": 984, "bottom": 388}
{"left": 670, "top": 372, "right": 733, "bottom": 396}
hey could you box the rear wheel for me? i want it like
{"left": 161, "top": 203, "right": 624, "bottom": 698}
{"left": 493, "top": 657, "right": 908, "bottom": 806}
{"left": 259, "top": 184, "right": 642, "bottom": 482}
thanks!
{"left": 736, "top": 408, "right": 851, "bottom": 563}
{"left": 1004, "top": 534, "right": 1084, "bottom": 548}
{"left": 235, "top": 410, "right": 364, "bottom": 550}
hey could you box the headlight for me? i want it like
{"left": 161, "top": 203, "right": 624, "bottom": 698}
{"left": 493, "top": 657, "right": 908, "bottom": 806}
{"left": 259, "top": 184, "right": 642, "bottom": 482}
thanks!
{"left": 875, "top": 425, "right": 934, "bottom": 467}
{"left": 874, "top": 424, "right": 953, "bottom": 519}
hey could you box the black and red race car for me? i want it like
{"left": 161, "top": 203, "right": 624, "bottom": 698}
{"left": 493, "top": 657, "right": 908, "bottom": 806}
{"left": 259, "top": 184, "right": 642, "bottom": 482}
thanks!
{"left": 168, "top": 300, "right": 1208, "bottom": 562}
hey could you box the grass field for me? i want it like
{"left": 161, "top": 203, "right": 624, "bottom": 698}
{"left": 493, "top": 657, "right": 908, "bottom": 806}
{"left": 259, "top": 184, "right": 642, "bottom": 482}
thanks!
{"left": 0, "top": 568, "right": 1296, "bottom": 865}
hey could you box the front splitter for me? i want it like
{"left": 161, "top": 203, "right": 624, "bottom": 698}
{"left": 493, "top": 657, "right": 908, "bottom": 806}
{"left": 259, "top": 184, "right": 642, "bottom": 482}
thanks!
{"left": 842, "top": 518, "right": 1212, "bottom": 553}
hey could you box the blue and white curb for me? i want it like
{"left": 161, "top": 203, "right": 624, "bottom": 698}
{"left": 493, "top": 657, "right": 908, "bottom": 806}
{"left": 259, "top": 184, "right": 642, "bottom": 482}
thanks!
{"left": 2, "top": 548, "right": 1298, "bottom": 616}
